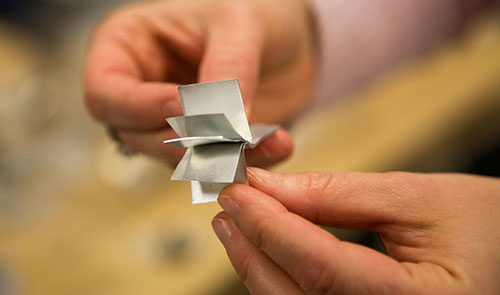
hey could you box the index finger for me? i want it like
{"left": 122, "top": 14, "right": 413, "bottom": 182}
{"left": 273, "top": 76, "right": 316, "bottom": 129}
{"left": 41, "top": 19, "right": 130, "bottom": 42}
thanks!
{"left": 84, "top": 13, "right": 182, "bottom": 130}
{"left": 218, "top": 184, "right": 415, "bottom": 294}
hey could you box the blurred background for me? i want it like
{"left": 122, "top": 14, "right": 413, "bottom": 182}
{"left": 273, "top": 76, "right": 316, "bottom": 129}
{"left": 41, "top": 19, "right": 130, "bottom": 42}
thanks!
{"left": 0, "top": 1, "right": 499, "bottom": 295}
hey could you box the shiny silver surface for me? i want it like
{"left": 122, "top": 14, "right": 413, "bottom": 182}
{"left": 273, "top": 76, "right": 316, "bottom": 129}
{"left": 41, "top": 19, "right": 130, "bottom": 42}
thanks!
{"left": 178, "top": 79, "right": 252, "bottom": 142}
{"left": 189, "top": 182, "right": 232, "bottom": 204}
{"left": 166, "top": 113, "right": 243, "bottom": 139}
{"left": 164, "top": 79, "right": 278, "bottom": 204}
{"left": 164, "top": 136, "right": 239, "bottom": 148}
{"left": 249, "top": 125, "right": 280, "bottom": 148}
{"left": 171, "top": 143, "right": 246, "bottom": 183}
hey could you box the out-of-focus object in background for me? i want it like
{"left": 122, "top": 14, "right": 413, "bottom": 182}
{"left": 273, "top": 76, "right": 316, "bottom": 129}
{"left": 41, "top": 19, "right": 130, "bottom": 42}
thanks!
{"left": 0, "top": 21, "right": 64, "bottom": 217}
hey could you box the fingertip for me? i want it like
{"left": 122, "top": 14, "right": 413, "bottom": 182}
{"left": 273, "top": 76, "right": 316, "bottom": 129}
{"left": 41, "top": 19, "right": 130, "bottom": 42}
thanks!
{"left": 213, "top": 211, "right": 230, "bottom": 221}
{"left": 246, "top": 128, "right": 294, "bottom": 168}
{"left": 219, "top": 183, "right": 287, "bottom": 221}
{"left": 219, "top": 183, "right": 252, "bottom": 200}
{"left": 269, "top": 128, "right": 294, "bottom": 153}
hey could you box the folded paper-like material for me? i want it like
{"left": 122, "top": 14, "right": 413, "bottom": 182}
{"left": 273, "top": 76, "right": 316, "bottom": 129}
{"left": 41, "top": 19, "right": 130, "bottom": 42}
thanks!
{"left": 164, "top": 79, "right": 279, "bottom": 204}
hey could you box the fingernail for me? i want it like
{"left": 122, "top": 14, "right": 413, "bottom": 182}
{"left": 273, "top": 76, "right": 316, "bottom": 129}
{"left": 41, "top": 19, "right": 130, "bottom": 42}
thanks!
{"left": 164, "top": 99, "right": 182, "bottom": 117}
{"left": 247, "top": 167, "right": 277, "bottom": 185}
{"left": 212, "top": 217, "right": 233, "bottom": 245}
{"left": 218, "top": 195, "right": 240, "bottom": 219}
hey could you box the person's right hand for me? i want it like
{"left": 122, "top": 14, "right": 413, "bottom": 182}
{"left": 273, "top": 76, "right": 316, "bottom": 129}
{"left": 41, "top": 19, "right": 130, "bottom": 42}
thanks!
{"left": 84, "top": 0, "right": 317, "bottom": 166}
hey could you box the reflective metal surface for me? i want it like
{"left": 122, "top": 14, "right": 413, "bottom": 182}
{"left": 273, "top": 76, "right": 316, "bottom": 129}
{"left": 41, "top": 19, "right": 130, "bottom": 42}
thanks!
{"left": 171, "top": 143, "right": 246, "bottom": 183}
{"left": 166, "top": 113, "right": 243, "bottom": 140}
{"left": 164, "top": 136, "right": 239, "bottom": 148}
{"left": 164, "top": 79, "right": 278, "bottom": 204}
{"left": 178, "top": 79, "right": 252, "bottom": 142}
{"left": 249, "top": 125, "right": 279, "bottom": 148}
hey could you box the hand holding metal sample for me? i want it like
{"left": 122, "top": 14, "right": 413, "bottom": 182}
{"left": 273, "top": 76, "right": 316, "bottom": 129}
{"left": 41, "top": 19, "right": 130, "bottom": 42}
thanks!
{"left": 164, "top": 79, "right": 279, "bottom": 204}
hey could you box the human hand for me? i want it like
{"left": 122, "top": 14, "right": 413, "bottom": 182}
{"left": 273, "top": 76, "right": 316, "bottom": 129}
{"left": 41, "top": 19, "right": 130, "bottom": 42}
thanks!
{"left": 84, "top": 0, "right": 317, "bottom": 166}
{"left": 212, "top": 168, "right": 500, "bottom": 294}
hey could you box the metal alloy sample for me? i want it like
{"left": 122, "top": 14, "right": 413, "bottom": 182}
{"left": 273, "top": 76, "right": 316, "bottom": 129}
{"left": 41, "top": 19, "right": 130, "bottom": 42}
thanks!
{"left": 164, "top": 79, "right": 279, "bottom": 204}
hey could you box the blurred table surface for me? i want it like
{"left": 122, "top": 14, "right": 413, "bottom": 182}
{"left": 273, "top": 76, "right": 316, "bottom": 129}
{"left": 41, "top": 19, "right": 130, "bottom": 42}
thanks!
{"left": 0, "top": 11, "right": 499, "bottom": 295}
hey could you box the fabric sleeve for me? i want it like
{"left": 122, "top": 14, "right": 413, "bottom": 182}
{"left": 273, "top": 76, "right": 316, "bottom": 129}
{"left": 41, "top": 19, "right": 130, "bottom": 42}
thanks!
{"left": 307, "top": 0, "right": 494, "bottom": 106}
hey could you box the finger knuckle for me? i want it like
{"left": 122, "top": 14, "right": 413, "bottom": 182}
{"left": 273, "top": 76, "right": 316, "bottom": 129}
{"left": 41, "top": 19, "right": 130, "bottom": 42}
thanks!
{"left": 302, "top": 172, "right": 335, "bottom": 193}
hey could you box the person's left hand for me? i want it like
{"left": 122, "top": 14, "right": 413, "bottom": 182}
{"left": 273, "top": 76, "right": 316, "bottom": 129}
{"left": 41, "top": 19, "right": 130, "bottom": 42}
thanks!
{"left": 83, "top": 0, "right": 315, "bottom": 167}
{"left": 212, "top": 168, "right": 500, "bottom": 294}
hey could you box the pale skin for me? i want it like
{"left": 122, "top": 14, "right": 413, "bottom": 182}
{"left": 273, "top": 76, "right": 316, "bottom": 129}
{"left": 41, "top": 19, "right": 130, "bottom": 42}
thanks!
{"left": 214, "top": 168, "right": 500, "bottom": 294}
{"left": 84, "top": 0, "right": 500, "bottom": 294}
{"left": 84, "top": 0, "right": 315, "bottom": 166}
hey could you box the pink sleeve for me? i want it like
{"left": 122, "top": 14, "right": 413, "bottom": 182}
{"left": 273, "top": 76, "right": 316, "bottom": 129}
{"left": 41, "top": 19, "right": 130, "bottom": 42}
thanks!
{"left": 308, "top": 0, "right": 493, "bottom": 105}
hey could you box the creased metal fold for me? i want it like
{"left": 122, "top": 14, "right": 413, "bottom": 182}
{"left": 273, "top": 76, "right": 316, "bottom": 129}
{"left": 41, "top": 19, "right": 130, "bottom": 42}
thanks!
{"left": 163, "top": 79, "right": 279, "bottom": 204}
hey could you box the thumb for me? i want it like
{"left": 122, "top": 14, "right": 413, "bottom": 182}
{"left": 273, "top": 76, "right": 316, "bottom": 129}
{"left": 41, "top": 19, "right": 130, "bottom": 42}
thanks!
{"left": 247, "top": 168, "right": 435, "bottom": 230}
{"left": 199, "top": 1, "right": 264, "bottom": 115}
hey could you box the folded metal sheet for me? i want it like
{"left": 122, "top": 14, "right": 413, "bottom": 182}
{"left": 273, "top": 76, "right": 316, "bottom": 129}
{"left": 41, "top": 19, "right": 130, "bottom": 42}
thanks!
{"left": 249, "top": 125, "right": 280, "bottom": 148}
{"left": 178, "top": 79, "right": 253, "bottom": 143}
{"left": 164, "top": 136, "right": 239, "bottom": 148}
{"left": 166, "top": 113, "right": 243, "bottom": 139}
{"left": 164, "top": 79, "right": 278, "bottom": 204}
{"left": 190, "top": 182, "right": 232, "bottom": 204}
{"left": 171, "top": 143, "right": 246, "bottom": 183}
